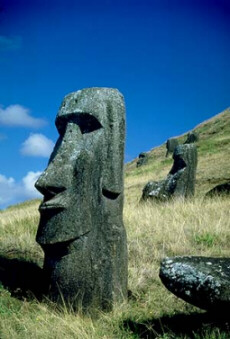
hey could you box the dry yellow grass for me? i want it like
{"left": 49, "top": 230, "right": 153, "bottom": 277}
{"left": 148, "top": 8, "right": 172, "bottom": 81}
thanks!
{"left": 0, "top": 108, "right": 230, "bottom": 338}
{"left": 0, "top": 192, "right": 229, "bottom": 338}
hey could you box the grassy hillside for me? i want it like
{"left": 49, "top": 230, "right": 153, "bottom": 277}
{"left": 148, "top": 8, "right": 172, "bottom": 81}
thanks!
{"left": 0, "top": 108, "right": 230, "bottom": 338}
{"left": 125, "top": 107, "right": 230, "bottom": 203}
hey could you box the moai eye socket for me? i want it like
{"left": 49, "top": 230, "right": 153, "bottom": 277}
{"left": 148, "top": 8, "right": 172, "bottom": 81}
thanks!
{"left": 56, "top": 113, "right": 103, "bottom": 135}
{"left": 102, "top": 188, "right": 120, "bottom": 200}
{"left": 75, "top": 113, "right": 103, "bottom": 134}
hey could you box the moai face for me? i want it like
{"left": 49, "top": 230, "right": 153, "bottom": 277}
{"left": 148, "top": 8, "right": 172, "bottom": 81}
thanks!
{"left": 168, "top": 144, "right": 198, "bottom": 197}
{"left": 36, "top": 88, "right": 125, "bottom": 245}
{"left": 35, "top": 88, "right": 127, "bottom": 311}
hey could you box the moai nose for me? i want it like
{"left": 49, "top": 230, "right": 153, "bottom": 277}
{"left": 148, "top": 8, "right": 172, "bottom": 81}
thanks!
{"left": 35, "top": 171, "right": 47, "bottom": 195}
{"left": 35, "top": 165, "right": 66, "bottom": 197}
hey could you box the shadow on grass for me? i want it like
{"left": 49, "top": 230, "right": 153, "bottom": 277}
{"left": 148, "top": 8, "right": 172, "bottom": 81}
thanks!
{"left": 0, "top": 255, "right": 47, "bottom": 300}
{"left": 123, "top": 312, "right": 230, "bottom": 338}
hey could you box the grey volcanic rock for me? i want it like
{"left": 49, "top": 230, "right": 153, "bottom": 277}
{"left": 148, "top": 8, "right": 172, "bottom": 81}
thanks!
{"left": 142, "top": 180, "right": 168, "bottom": 201}
{"left": 137, "top": 152, "right": 148, "bottom": 167}
{"left": 160, "top": 256, "right": 230, "bottom": 311}
{"left": 206, "top": 182, "right": 230, "bottom": 197}
{"left": 142, "top": 144, "right": 197, "bottom": 201}
{"left": 35, "top": 88, "right": 127, "bottom": 312}
{"left": 184, "top": 131, "right": 199, "bottom": 144}
{"left": 166, "top": 138, "right": 179, "bottom": 157}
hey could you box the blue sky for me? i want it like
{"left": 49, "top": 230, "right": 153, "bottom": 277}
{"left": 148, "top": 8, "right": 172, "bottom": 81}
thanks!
{"left": 0, "top": 0, "right": 230, "bottom": 208}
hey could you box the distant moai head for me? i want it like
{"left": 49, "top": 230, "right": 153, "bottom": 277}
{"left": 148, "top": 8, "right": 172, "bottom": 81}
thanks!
{"left": 166, "top": 138, "right": 179, "bottom": 157}
{"left": 35, "top": 88, "right": 127, "bottom": 311}
{"left": 184, "top": 131, "right": 199, "bottom": 144}
{"left": 142, "top": 143, "right": 197, "bottom": 202}
{"left": 136, "top": 152, "right": 148, "bottom": 167}
{"left": 168, "top": 143, "right": 198, "bottom": 197}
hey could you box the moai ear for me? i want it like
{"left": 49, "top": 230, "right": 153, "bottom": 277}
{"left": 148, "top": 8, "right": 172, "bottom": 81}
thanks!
{"left": 102, "top": 97, "right": 125, "bottom": 198}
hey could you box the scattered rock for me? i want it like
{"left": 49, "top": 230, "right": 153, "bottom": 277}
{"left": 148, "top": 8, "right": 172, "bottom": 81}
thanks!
{"left": 142, "top": 144, "right": 197, "bottom": 201}
{"left": 142, "top": 180, "right": 168, "bottom": 201}
{"left": 166, "top": 138, "right": 179, "bottom": 157}
{"left": 160, "top": 256, "right": 230, "bottom": 312}
{"left": 35, "top": 88, "right": 128, "bottom": 312}
{"left": 137, "top": 152, "right": 148, "bottom": 167}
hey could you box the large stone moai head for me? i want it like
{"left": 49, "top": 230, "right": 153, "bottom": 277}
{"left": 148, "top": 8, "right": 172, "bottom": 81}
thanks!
{"left": 35, "top": 88, "right": 127, "bottom": 312}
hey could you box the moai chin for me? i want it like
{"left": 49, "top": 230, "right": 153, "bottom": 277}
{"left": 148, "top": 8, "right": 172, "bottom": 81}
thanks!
{"left": 35, "top": 88, "right": 127, "bottom": 312}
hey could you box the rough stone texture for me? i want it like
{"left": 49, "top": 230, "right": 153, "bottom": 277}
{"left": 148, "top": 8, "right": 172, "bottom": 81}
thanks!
{"left": 205, "top": 182, "right": 230, "bottom": 197}
{"left": 142, "top": 144, "right": 197, "bottom": 201}
{"left": 35, "top": 87, "right": 127, "bottom": 312}
{"left": 166, "top": 138, "right": 179, "bottom": 157}
{"left": 160, "top": 256, "right": 230, "bottom": 312}
{"left": 142, "top": 180, "right": 168, "bottom": 201}
{"left": 184, "top": 131, "right": 199, "bottom": 144}
{"left": 136, "top": 152, "right": 148, "bottom": 167}
{"left": 167, "top": 144, "right": 198, "bottom": 197}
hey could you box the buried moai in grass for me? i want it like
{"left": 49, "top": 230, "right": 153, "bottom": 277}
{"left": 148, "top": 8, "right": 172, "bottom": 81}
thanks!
{"left": 205, "top": 182, "right": 230, "bottom": 197}
{"left": 136, "top": 152, "right": 148, "bottom": 167}
{"left": 35, "top": 88, "right": 128, "bottom": 312}
{"left": 142, "top": 144, "right": 197, "bottom": 201}
{"left": 166, "top": 137, "right": 179, "bottom": 157}
{"left": 160, "top": 256, "right": 230, "bottom": 312}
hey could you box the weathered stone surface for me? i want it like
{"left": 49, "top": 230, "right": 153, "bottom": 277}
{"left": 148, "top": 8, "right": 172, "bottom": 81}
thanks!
{"left": 166, "top": 138, "right": 179, "bottom": 157}
{"left": 160, "top": 256, "right": 230, "bottom": 311}
{"left": 184, "top": 131, "right": 199, "bottom": 144}
{"left": 137, "top": 152, "right": 148, "bottom": 167}
{"left": 205, "top": 182, "right": 230, "bottom": 197}
{"left": 142, "top": 144, "right": 197, "bottom": 201}
{"left": 141, "top": 180, "right": 168, "bottom": 201}
{"left": 35, "top": 87, "right": 127, "bottom": 312}
{"left": 167, "top": 144, "right": 197, "bottom": 197}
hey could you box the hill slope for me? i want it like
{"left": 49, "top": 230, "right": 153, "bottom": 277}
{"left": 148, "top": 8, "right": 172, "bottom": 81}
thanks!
{"left": 125, "top": 107, "right": 230, "bottom": 203}
{"left": 0, "top": 108, "right": 230, "bottom": 338}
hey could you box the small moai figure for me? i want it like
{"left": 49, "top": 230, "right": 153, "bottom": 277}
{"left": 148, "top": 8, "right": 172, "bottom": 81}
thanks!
{"left": 184, "top": 131, "right": 199, "bottom": 144}
{"left": 141, "top": 144, "right": 197, "bottom": 201}
{"left": 35, "top": 88, "right": 127, "bottom": 312}
{"left": 166, "top": 137, "right": 179, "bottom": 157}
{"left": 136, "top": 152, "right": 148, "bottom": 167}
{"left": 166, "top": 143, "right": 198, "bottom": 198}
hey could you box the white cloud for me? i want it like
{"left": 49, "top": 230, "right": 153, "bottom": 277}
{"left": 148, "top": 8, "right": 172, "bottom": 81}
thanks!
{"left": 0, "top": 104, "right": 46, "bottom": 128}
{"left": 0, "top": 35, "right": 21, "bottom": 50}
{"left": 22, "top": 171, "right": 42, "bottom": 197}
{"left": 0, "top": 174, "right": 17, "bottom": 205}
{"left": 0, "top": 174, "right": 15, "bottom": 188}
{"left": 0, "top": 171, "right": 42, "bottom": 208}
{"left": 20, "top": 133, "right": 54, "bottom": 157}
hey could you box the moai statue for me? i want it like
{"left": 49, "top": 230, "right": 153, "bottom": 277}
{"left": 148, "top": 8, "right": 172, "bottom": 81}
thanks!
{"left": 35, "top": 88, "right": 127, "bottom": 312}
{"left": 166, "top": 137, "right": 179, "bottom": 157}
{"left": 184, "top": 131, "right": 199, "bottom": 144}
{"left": 142, "top": 144, "right": 197, "bottom": 201}
{"left": 166, "top": 143, "right": 198, "bottom": 198}
{"left": 136, "top": 152, "right": 148, "bottom": 167}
